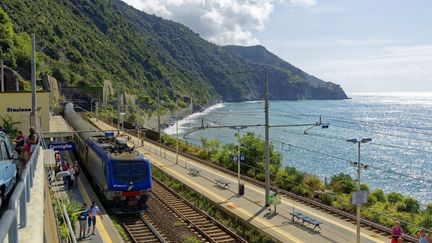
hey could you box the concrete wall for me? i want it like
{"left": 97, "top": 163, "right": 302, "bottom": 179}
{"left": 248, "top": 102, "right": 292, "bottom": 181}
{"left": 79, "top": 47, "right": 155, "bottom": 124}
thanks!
{"left": 0, "top": 91, "right": 50, "bottom": 133}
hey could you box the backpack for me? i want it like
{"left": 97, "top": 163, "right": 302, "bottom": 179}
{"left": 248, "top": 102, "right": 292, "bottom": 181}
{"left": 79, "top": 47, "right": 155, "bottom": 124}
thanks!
{"left": 78, "top": 211, "right": 87, "bottom": 221}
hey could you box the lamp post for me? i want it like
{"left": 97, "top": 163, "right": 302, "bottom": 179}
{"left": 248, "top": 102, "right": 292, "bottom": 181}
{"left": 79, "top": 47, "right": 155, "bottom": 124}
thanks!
{"left": 230, "top": 126, "right": 247, "bottom": 195}
{"left": 346, "top": 137, "right": 371, "bottom": 243}
{"left": 120, "top": 112, "right": 126, "bottom": 132}
{"left": 176, "top": 116, "right": 179, "bottom": 164}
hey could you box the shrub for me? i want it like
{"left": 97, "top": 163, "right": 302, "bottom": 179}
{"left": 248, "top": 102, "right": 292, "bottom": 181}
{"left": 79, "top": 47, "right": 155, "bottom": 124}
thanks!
{"left": 330, "top": 173, "right": 356, "bottom": 194}
{"left": 387, "top": 192, "right": 404, "bottom": 204}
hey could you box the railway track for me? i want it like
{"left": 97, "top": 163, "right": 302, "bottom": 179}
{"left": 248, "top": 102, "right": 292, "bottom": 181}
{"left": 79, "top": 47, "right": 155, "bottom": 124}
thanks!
{"left": 151, "top": 177, "right": 247, "bottom": 243}
{"left": 122, "top": 214, "right": 168, "bottom": 243}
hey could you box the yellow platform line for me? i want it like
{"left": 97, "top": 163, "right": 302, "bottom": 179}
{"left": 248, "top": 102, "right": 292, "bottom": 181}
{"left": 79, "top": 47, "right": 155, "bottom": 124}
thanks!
{"left": 77, "top": 179, "right": 113, "bottom": 243}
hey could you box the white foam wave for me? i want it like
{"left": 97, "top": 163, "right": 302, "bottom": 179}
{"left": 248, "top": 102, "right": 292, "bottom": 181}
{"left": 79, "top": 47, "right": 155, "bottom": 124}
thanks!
{"left": 163, "top": 103, "right": 225, "bottom": 135}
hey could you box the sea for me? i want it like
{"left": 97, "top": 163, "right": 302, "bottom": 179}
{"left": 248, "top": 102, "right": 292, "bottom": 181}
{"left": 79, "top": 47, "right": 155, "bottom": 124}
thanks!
{"left": 164, "top": 93, "right": 432, "bottom": 205}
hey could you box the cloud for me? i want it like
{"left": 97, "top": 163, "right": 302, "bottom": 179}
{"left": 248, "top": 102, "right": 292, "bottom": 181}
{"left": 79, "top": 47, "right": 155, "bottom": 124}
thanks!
{"left": 301, "top": 44, "right": 432, "bottom": 92}
{"left": 122, "top": 0, "right": 317, "bottom": 45}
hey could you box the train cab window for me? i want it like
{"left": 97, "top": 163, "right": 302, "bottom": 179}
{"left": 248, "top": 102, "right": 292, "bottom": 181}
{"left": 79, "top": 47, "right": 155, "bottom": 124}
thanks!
{"left": 114, "top": 163, "right": 130, "bottom": 181}
{"left": 130, "top": 163, "right": 146, "bottom": 180}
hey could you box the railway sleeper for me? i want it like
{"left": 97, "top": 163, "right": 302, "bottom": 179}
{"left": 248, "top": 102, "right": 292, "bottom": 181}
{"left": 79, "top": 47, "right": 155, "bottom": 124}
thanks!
{"left": 134, "top": 235, "right": 158, "bottom": 240}
{"left": 128, "top": 229, "right": 153, "bottom": 235}
{"left": 199, "top": 224, "right": 218, "bottom": 228}
{"left": 173, "top": 205, "right": 192, "bottom": 210}
{"left": 211, "top": 235, "right": 236, "bottom": 241}
{"left": 188, "top": 215, "right": 207, "bottom": 220}
{"left": 214, "top": 238, "right": 237, "bottom": 243}
{"left": 203, "top": 229, "right": 226, "bottom": 235}
{"left": 191, "top": 218, "right": 211, "bottom": 224}
{"left": 127, "top": 225, "right": 147, "bottom": 229}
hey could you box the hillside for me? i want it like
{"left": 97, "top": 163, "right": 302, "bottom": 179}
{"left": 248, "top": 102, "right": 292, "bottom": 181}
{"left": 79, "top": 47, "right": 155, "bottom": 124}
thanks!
{"left": 0, "top": 0, "right": 347, "bottom": 106}
{"left": 224, "top": 45, "right": 348, "bottom": 100}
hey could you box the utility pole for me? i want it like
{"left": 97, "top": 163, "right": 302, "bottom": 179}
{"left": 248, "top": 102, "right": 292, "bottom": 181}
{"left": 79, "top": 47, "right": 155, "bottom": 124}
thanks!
{"left": 31, "top": 34, "right": 37, "bottom": 128}
{"left": 157, "top": 90, "right": 162, "bottom": 154}
{"left": 356, "top": 142, "right": 362, "bottom": 243}
{"left": 176, "top": 116, "right": 179, "bottom": 164}
{"left": 95, "top": 101, "right": 99, "bottom": 121}
{"left": 264, "top": 65, "right": 270, "bottom": 206}
{"left": 117, "top": 90, "right": 121, "bottom": 135}
{"left": 237, "top": 128, "right": 241, "bottom": 189}
{"left": 1, "top": 59, "right": 4, "bottom": 92}
{"left": 347, "top": 137, "right": 371, "bottom": 243}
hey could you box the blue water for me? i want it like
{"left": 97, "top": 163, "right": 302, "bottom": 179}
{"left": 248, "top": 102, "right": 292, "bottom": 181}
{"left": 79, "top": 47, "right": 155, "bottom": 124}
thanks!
{"left": 165, "top": 93, "right": 432, "bottom": 205}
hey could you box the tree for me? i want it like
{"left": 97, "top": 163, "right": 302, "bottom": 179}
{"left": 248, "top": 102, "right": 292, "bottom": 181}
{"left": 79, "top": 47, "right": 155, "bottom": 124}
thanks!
{"left": 330, "top": 173, "right": 356, "bottom": 194}
{"left": 403, "top": 197, "right": 420, "bottom": 213}
{"left": 387, "top": 192, "right": 404, "bottom": 204}
{"left": 370, "top": 189, "right": 386, "bottom": 203}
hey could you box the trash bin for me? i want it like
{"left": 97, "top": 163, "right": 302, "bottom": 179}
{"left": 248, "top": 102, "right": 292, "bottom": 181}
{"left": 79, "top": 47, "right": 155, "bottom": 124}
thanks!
{"left": 239, "top": 183, "right": 245, "bottom": 195}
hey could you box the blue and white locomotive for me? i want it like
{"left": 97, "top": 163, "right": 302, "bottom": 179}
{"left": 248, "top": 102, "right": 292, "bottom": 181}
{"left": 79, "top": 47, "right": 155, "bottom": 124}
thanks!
{"left": 64, "top": 103, "right": 151, "bottom": 211}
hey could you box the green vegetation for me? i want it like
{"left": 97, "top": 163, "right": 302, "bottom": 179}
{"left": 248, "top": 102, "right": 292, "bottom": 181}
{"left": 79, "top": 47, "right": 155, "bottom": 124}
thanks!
{"left": 182, "top": 236, "right": 201, "bottom": 243}
{"left": 0, "top": 0, "right": 346, "bottom": 107}
{"left": 161, "top": 132, "right": 432, "bottom": 236}
{"left": 52, "top": 199, "right": 81, "bottom": 240}
{"left": 153, "top": 167, "right": 276, "bottom": 243}
{"left": 110, "top": 215, "right": 128, "bottom": 240}
{"left": 0, "top": 115, "right": 20, "bottom": 136}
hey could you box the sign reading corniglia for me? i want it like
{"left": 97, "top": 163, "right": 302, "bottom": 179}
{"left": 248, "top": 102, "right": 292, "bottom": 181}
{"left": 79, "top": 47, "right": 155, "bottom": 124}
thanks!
{"left": 48, "top": 141, "right": 77, "bottom": 151}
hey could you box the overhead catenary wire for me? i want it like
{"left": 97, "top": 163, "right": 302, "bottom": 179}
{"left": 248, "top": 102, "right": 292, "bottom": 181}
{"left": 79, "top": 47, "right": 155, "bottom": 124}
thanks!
{"left": 270, "top": 138, "right": 432, "bottom": 185}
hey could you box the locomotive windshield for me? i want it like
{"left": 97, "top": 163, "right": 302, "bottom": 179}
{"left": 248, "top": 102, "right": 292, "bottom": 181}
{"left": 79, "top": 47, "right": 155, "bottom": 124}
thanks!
{"left": 114, "top": 162, "right": 147, "bottom": 181}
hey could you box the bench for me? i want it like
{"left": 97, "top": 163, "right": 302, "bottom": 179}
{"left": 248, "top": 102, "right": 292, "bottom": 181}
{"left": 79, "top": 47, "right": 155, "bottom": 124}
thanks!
{"left": 289, "top": 211, "right": 322, "bottom": 231}
{"left": 214, "top": 178, "right": 231, "bottom": 188}
{"left": 188, "top": 167, "right": 201, "bottom": 176}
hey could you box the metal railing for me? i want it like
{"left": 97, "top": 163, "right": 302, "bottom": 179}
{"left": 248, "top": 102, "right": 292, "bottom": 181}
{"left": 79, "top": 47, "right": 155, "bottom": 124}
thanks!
{"left": 0, "top": 142, "right": 41, "bottom": 243}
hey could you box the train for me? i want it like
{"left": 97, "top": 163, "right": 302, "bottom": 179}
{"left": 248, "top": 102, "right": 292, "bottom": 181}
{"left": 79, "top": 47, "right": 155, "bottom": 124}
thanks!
{"left": 63, "top": 103, "right": 152, "bottom": 212}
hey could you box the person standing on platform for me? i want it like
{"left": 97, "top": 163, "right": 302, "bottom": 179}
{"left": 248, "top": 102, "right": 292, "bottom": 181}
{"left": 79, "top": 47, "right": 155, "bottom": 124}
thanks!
{"left": 391, "top": 221, "right": 404, "bottom": 243}
{"left": 78, "top": 202, "right": 89, "bottom": 239}
{"left": 74, "top": 162, "right": 80, "bottom": 182}
{"left": 87, "top": 201, "right": 102, "bottom": 235}
{"left": 67, "top": 166, "right": 75, "bottom": 190}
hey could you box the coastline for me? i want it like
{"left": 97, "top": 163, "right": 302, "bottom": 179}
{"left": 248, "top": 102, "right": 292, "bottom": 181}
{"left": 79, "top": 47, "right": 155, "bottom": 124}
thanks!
{"left": 163, "top": 103, "right": 225, "bottom": 135}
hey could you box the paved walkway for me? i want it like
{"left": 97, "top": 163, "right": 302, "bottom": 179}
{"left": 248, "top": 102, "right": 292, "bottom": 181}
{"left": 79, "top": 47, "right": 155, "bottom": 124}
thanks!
{"left": 17, "top": 148, "right": 45, "bottom": 243}
{"left": 91, "top": 118, "right": 390, "bottom": 243}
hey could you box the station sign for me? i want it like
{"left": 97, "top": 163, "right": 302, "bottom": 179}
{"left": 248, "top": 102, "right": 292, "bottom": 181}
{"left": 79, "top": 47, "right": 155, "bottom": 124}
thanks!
{"left": 352, "top": 191, "right": 368, "bottom": 205}
{"left": 48, "top": 141, "right": 77, "bottom": 152}
{"left": 105, "top": 131, "right": 115, "bottom": 137}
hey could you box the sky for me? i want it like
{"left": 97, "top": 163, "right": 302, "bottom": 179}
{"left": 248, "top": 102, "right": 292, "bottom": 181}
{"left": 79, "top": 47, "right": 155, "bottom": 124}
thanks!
{"left": 121, "top": 0, "right": 432, "bottom": 93}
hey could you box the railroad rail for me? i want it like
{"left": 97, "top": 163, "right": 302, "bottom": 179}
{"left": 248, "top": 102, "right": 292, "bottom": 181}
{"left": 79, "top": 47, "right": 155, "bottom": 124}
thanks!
{"left": 122, "top": 214, "right": 168, "bottom": 243}
{"left": 151, "top": 177, "right": 247, "bottom": 243}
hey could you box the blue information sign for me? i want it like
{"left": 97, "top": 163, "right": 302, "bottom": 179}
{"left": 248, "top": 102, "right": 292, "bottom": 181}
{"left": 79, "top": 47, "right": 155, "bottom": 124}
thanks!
{"left": 232, "top": 154, "right": 246, "bottom": 162}
{"left": 105, "top": 131, "right": 115, "bottom": 137}
{"left": 48, "top": 142, "right": 77, "bottom": 151}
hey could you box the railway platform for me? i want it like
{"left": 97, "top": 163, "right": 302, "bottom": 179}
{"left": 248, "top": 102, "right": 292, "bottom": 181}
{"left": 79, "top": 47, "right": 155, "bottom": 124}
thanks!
{"left": 49, "top": 151, "right": 124, "bottom": 243}
{"left": 91, "top": 118, "right": 391, "bottom": 243}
